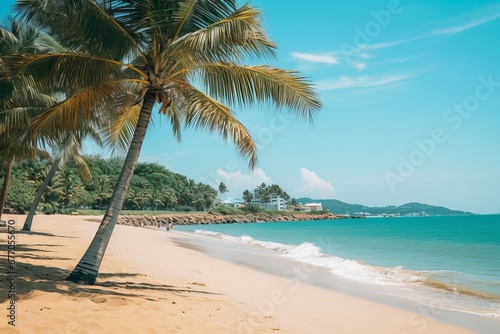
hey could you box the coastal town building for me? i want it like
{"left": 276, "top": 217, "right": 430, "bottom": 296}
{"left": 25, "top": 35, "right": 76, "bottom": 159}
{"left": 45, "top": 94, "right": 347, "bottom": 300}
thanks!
{"left": 293, "top": 203, "right": 323, "bottom": 212}
{"left": 221, "top": 197, "right": 245, "bottom": 208}
{"left": 251, "top": 187, "right": 287, "bottom": 211}
{"left": 305, "top": 203, "right": 323, "bottom": 211}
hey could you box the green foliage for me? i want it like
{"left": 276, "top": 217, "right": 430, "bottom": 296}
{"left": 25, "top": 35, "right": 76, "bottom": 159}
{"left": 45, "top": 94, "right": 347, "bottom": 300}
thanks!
{"left": 5, "top": 177, "right": 36, "bottom": 213}
{"left": 303, "top": 209, "right": 329, "bottom": 215}
{"left": 173, "top": 205, "right": 196, "bottom": 212}
{"left": 218, "top": 182, "right": 228, "bottom": 195}
{"left": 209, "top": 205, "right": 245, "bottom": 215}
{"left": 242, "top": 189, "right": 253, "bottom": 204}
{"left": 240, "top": 204, "right": 264, "bottom": 214}
{"left": 5, "top": 155, "right": 218, "bottom": 214}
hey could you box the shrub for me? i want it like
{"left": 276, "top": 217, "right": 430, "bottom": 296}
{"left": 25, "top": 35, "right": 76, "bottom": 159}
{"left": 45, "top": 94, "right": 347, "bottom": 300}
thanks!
{"left": 173, "top": 205, "right": 196, "bottom": 212}
{"left": 209, "top": 205, "right": 244, "bottom": 215}
{"left": 240, "top": 204, "right": 264, "bottom": 214}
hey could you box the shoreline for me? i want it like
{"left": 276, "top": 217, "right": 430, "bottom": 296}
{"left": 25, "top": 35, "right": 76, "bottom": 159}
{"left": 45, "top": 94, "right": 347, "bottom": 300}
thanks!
{"left": 1, "top": 214, "right": 498, "bottom": 333}
{"left": 178, "top": 223, "right": 500, "bottom": 320}
{"left": 173, "top": 229, "right": 500, "bottom": 333}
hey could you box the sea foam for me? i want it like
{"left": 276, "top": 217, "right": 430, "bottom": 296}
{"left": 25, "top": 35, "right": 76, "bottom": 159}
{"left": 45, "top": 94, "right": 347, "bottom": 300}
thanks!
{"left": 194, "top": 229, "right": 500, "bottom": 317}
{"left": 195, "top": 229, "right": 422, "bottom": 286}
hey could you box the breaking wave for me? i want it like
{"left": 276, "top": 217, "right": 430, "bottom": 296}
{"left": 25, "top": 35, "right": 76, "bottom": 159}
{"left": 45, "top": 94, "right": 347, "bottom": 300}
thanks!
{"left": 194, "top": 229, "right": 500, "bottom": 317}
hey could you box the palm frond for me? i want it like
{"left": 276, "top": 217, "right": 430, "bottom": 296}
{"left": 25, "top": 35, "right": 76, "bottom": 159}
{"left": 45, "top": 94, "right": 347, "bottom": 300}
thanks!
{"left": 162, "top": 4, "right": 276, "bottom": 69}
{"left": 0, "top": 26, "right": 18, "bottom": 55}
{"left": 171, "top": 83, "right": 257, "bottom": 168}
{"left": 58, "top": 134, "right": 92, "bottom": 182}
{"left": 74, "top": 154, "right": 92, "bottom": 182}
{"left": 0, "top": 16, "right": 42, "bottom": 55}
{"left": 0, "top": 124, "right": 50, "bottom": 161}
{"left": 100, "top": 101, "right": 141, "bottom": 156}
{"left": 172, "top": 0, "right": 238, "bottom": 36}
{"left": 35, "top": 34, "right": 68, "bottom": 53}
{"left": 191, "top": 63, "right": 322, "bottom": 121}
{"left": 27, "top": 79, "right": 142, "bottom": 140}
{"left": 1, "top": 53, "right": 148, "bottom": 92}
{"left": 171, "top": 0, "right": 198, "bottom": 41}
{"left": 15, "top": 0, "right": 145, "bottom": 61}
{"left": 159, "top": 93, "right": 182, "bottom": 142}
{"left": 0, "top": 83, "right": 58, "bottom": 138}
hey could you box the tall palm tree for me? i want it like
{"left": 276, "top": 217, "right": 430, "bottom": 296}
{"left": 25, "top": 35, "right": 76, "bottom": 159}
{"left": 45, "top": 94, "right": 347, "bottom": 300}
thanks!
{"left": 1, "top": 17, "right": 111, "bottom": 229}
{"left": 95, "top": 175, "right": 114, "bottom": 209}
{"left": 163, "top": 188, "right": 177, "bottom": 210}
{"left": 6, "top": 0, "right": 321, "bottom": 284}
{"left": 23, "top": 159, "right": 48, "bottom": 188}
{"left": 218, "top": 181, "right": 228, "bottom": 202}
{"left": 22, "top": 133, "right": 94, "bottom": 231}
{"left": 0, "top": 17, "right": 52, "bottom": 219}
{"left": 242, "top": 189, "right": 253, "bottom": 204}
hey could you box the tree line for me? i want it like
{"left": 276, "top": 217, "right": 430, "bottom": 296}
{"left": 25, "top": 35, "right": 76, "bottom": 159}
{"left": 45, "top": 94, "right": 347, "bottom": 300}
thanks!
{"left": 3, "top": 155, "right": 217, "bottom": 214}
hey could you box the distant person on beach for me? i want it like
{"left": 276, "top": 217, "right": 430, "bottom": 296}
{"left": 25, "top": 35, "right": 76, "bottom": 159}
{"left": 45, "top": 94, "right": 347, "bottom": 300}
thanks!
{"left": 153, "top": 216, "right": 160, "bottom": 228}
{"left": 167, "top": 222, "right": 173, "bottom": 232}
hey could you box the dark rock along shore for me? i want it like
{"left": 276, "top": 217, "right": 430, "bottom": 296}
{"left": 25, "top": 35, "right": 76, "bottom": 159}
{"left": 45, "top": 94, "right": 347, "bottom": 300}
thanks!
{"left": 93, "top": 212, "right": 339, "bottom": 228}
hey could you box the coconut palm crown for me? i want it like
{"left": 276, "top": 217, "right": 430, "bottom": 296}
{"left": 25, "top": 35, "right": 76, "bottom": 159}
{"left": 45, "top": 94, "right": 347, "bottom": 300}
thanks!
{"left": 3, "top": 0, "right": 322, "bottom": 284}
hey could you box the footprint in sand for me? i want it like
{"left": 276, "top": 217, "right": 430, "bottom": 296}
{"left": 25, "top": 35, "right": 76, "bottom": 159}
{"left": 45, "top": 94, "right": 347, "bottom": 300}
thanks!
{"left": 90, "top": 296, "right": 107, "bottom": 304}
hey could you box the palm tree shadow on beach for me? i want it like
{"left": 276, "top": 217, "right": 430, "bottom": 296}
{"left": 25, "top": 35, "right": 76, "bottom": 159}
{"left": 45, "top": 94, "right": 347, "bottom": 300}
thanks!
{"left": 0, "top": 243, "right": 220, "bottom": 304}
{"left": 20, "top": 230, "right": 79, "bottom": 238}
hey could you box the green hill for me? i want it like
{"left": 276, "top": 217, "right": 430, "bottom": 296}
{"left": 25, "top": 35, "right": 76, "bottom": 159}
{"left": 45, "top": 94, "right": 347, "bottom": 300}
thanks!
{"left": 296, "top": 198, "right": 473, "bottom": 216}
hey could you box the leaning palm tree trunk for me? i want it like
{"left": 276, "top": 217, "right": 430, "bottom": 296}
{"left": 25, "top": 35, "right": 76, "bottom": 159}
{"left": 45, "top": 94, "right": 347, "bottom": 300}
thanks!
{"left": 0, "top": 156, "right": 14, "bottom": 220}
{"left": 66, "top": 93, "right": 155, "bottom": 284}
{"left": 22, "top": 156, "right": 61, "bottom": 231}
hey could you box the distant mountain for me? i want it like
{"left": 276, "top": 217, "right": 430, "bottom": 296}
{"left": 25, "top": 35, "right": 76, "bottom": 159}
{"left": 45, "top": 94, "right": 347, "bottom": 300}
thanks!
{"left": 296, "top": 198, "right": 473, "bottom": 216}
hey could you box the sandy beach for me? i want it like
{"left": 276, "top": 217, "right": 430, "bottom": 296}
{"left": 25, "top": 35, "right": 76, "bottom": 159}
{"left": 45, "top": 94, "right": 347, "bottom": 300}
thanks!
{"left": 0, "top": 214, "right": 496, "bottom": 333}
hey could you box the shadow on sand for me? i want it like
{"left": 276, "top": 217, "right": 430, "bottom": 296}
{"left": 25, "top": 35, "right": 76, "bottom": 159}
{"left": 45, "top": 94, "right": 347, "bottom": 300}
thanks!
{"left": 0, "top": 234, "right": 219, "bottom": 305}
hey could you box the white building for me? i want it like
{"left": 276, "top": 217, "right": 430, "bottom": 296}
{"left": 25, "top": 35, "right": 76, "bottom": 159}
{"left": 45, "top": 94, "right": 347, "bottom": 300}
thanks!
{"left": 222, "top": 197, "right": 245, "bottom": 208}
{"left": 251, "top": 187, "right": 287, "bottom": 211}
{"left": 304, "top": 203, "right": 323, "bottom": 211}
{"left": 268, "top": 193, "right": 287, "bottom": 211}
{"left": 293, "top": 202, "right": 323, "bottom": 212}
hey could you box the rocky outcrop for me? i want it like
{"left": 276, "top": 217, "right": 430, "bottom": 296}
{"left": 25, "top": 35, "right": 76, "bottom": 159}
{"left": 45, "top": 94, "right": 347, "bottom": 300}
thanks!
{"left": 93, "top": 212, "right": 339, "bottom": 228}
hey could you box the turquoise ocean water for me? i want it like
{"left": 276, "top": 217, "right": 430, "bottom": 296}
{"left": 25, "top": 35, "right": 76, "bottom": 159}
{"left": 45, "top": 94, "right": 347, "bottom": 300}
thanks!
{"left": 176, "top": 215, "right": 500, "bottom": 317}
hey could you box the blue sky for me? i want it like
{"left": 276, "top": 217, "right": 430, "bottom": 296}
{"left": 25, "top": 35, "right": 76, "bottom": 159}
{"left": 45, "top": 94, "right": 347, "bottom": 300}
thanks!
{"left": 2, "top": 1, "right": 499, "bottom": 213}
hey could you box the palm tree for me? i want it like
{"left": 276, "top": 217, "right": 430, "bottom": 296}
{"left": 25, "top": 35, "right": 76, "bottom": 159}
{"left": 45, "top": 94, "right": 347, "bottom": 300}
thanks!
{"left": 0, "top": 85, "right": 56, "bottom": 220}
{"left": 1, "top": 17, "right": 112, "bottom": 229}
{"left": 51, "top": 167, "right": 85, "bottom": 209}
{"left": 257, "top": 183, "right": 270, "bottom": 206}
{"left": 22, "top": 159, "right": 48, "bottom": 187}
{"left": 201, "top": 183, "right": 217, "bottom": 209}
{"left": 7, "top": 0, "right": 321, "bottom": 285}
{"left": 22, "top": 133, "right": 94, "bottom": 231}
{"left": 0, "top": 17, "right": 53, "bottom": 219}
{"left": 242, "top": 189, "right": 253, "bottom": 204}
{"left": 163, "top": 188, "right": 177, "bottom": 210}
{"left": 218, "top": 181, "right": 228, "bottom": 202}
{"left": 95, "top": 175, "right": 114, "bottom": 209}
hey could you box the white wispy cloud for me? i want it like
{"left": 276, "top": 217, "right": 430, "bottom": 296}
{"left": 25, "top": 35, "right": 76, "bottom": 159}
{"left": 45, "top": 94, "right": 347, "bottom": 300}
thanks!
{"left": 294, "top": 168, "right": 335, "bottom": 199}
{"left": 362, "top": 4, "right": 500, "bottom": 51}
{"left": 316, "top": 75, "right": 408, "bottom": 90}
{"left": 292, "top": 4, "right": 499, "bottom": 72}
{"left": 291, "top": 52, "right": 339, "bottom": 64}
{"left": 432, "top": 9, "right": 500, "bottom": 36}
